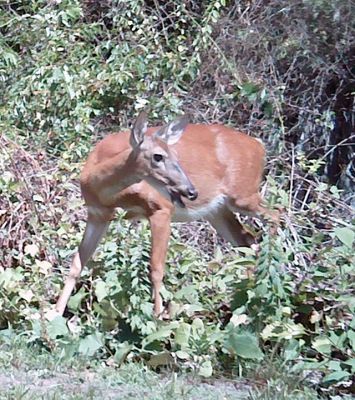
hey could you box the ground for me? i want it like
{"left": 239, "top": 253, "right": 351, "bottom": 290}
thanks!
{"left": 0, "top": 339, "right": 250, "bottom": 400}
{"left": 0, "top": 370, "right": 249, "bottom": 400}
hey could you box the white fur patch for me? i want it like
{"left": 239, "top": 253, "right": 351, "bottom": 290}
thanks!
{"left": 216, "top": 135, "right": 227, "bottom": 166}
{"left": 172, "top": 194, "right": 227, "bottom": 222}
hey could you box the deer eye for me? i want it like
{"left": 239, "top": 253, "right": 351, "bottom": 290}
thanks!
{"left": 153, "top": 154, "right": 164, "bottom": 163}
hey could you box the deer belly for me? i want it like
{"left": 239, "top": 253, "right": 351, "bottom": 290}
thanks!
{"left": 172, "top": 194, "right": 227, "bottom": 222}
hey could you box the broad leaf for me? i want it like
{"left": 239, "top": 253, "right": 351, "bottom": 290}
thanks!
{"left": 95, "top": 280, "right": 108, "bottom": 302}
{"left": 24, "top": 244, "right": 39, "bottom": 257}
{"left": 68, "top": 288, "right": 86, "bottom": 310}
{"left": 322, "top": 370, "right": 350, "bottom": 384}
{"left": 343, "top": 358, "right": 355, "bottom": 373}
{"left": 312, "top": 337, "right": 332, "bottom": 355}
{"left": 142, "top": 322, "right": 179, "bottom": 347}
{"left": 78, "top": 333, "right": 103, "bottom": 356}
{"left": 175, "top": 350, "right": 190, "bottom": 360}
{"left": 198, "top": 360, "right": 213, "bottom": 377}
{"left": 175, "top": 322, "right": 191, "bottom": 348}
{"left": 347, "top": 330, "right": 355, "bottom": 351}
{"left": 114, "top": 342, "right": 133, "bottom": 365}
{"left": 334, "top": 227, "right": 354, "bottom": 248}
{"left": 47, "top": 316, "right": 69, "bottom": 339}
{"left": 225, "top": 331, "right": 263, "bottom": 360}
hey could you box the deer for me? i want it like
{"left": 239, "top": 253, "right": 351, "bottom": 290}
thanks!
{"left": 54, "top": 111, "right": 197, "bottom": 317}
{"left": 54, "top": 111, "right": 278, "bottom": 319}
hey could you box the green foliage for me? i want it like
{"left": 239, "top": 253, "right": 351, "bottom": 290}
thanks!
{"left": 0, "top": 0, "right": 354, "bottom": 398}
{"left": 0, "top": 169, "right": 353, "bottom": 395}
{"left": 0, "top": 0, "right": 222, "bottom": 157}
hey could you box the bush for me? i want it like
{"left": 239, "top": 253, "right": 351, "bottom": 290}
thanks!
{"left": 1, "top": 0, "right": 354, "bottom": 396}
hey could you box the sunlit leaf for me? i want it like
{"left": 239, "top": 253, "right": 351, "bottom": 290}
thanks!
{"left": 333, "top": 227, "right": 354, "bottom": 248}
{"left": 47, "top": 316, "right": 69, "bottom": 339}
{"left": 312, "top": 337, "right": 332, "bottom": 355}
{"left": 142, "top": 323, "right": 178, "bottom": 347}
{"left": 198, "top": 360, "right": 213, "bottom": 377}
{"left": 78, "top": 333, "right": 104, "bottom": 356}
{"left": 225, "top": 331, "right": 263, "bottom": 360}
{"left": 175, "top": 350, "right": 190, "bottom": 360}
{"left": 322, "top": 370, "right": 350, "bottom": 384}
{"left": 24, "top": 244, "right": 39, "bottom": 257}
{"left": 114, "top": 342, "right": 133, "bottom": 365}
{"left": 35, "top": 260, "right": 52, "bottom": 275}
{"left": 175, "top": 322, "right": 191, "bottom": 348}
{"left": 18, "top": 289, "right": 34, "bottom": 302}
{"left": 68, "top": 288, "right": 86, "bottom": 311}
{"left": 95, "top": 280, "right": 108, "bottom": 302}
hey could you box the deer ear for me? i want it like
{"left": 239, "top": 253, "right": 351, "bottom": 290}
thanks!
{"left": 130, "top": 111, "right": 148, "bottom": 149}
{"left": 154, "top": 115, "right": 189, "bottom": 145}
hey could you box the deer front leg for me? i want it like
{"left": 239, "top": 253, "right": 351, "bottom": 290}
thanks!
{"left": 55, "top": 217, "right": 110, "bottom": 316}
{"left": 148, "top": 209, "right": 172, "bottom": 318}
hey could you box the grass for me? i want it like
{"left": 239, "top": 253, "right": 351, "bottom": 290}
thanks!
{"left": 0, "top": 332, "right": 325, "bottom": 400}
{"left": 0, "top": 335, "right": 249, "bottom": 400}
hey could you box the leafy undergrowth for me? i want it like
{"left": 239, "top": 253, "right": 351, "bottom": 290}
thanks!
{"left": 1, "top": 1, "right": 354, "bottom": 398}
{"left": 0, "top": 137, "right": 354, "bottom": 399}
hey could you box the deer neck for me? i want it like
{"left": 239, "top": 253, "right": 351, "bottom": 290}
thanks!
{"left": 81, "top": 148, "right": 143, "bottom": 205}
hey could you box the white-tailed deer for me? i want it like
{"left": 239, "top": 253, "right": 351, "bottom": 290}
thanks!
{"left": 55, "top": 111, "right": 197, "bottom": 316}
{"left": 55, "top": 113, "right": 278, "bottom": 318}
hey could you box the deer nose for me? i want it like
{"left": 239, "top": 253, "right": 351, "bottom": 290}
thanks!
{"left": 187, "top": 188, "right": 198, "bottom": 201}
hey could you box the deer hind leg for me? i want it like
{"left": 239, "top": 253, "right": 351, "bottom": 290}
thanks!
{"left": 208, "top": 208, "right": 257, "bottom": 279}
{"left": 55, "top": 213, "right": 111, "bottom": 315}
{"left": 230, "top": 193, "right": 279, "bottom": 233}
{"left": 148, "top": 209, "right": 172, "bottom": 319}
{"left": 208, "top": 208, "right": 256, "bottom": 247}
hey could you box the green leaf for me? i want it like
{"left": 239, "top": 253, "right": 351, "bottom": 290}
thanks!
{"left": 101, "top": 317, "right": 118, "bottom": 331}
{"left": 312, "top": 337, "right": 332, "bottom": 355}
{"left": 343, "top": 358, "right": 355, "bottom": 373}
{"left": 198, "top": 360, "right": 213, "bottom": 377}
{"left": 261, "top": 322, "right": 305, "bottom": 340}
{"left": 78, "top": 333, "right": 103, "bottom": 356}
{"left": 175, "top": 350, "right": 190, "bottom": 360}
{"left": 175, "top": 322, "right": 191, "bottom": 347}
{"left": 322, "top": 370, "right": 350, "bottom": 384}
{"left": 329, "top": 331, "right": 347, "bottom": 349}
{"left": 225, "top": 331, "right": 264, "bottom": 360}
{"left": 0, "top": 268, "right": 23, "bottom": 290}
{"left": 191, "top": 318, "right": 205, "bottom": 336}
{"left": 328, "top": 360, "right": 341, "bottom": 371}
{"left": 68, "top": 288, "right": 86, "bottom": 310}
{"left": 333, "top": 227, "right": 354, "bottom": 248}
{"left": 47, "top": 316, "right": 69, "bottom": 339}
{"left": 174, "top": 285, "right": 197, "bottom": 299}
{"left": 95, "top": 280, "right": 108, "bottom": 302}
{"left": 347, "top": 329, "right": 355, "bottom": 351}
{"left": 114, "top": 342, "right": 133, "bottom": 365}
{"left": 284, "top": 339, "right": 301, "bottom": 361}
{"left": 241, "top": 82, "right": 259, "bottom": 96}
{"left": 142, "top": 323, "right": 178, "bottom": 347}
